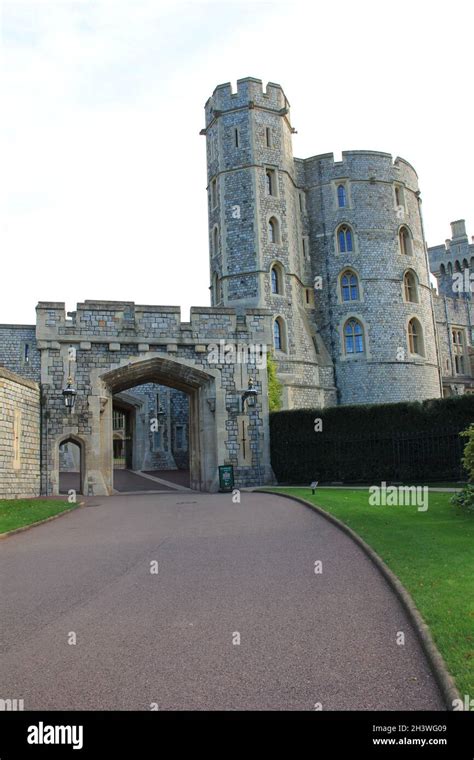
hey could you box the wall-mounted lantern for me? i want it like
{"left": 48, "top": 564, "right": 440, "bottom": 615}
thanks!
{"left": 62, "top": 377, "right": 77, "bottom": 412}
{"left": 241, "top": 377, "right": 258, "bottom": 412}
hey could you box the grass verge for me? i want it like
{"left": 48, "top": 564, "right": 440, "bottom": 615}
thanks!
{"left": 0, "top": 500, "right": 74, "bottom": 534}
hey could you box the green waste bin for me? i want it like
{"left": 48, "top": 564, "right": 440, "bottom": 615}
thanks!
{"left": 218, "top": 465, "right": 234, "bottom": 493}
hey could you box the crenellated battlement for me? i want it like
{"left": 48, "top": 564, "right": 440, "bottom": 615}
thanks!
{"left": 205, "top": 77, "right": 289, "bottom": 126}
{"left": 35, "top": 301, "right": 273, "bottom": 345}
{"left": 428, "top": 220, "right": 474, "bottom": 275}
{"left": 301, "top": 150, "right": 419, "bottom": 189}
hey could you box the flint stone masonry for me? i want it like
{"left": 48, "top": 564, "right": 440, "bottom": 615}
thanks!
{"left": 0, "top": 325, "right": 41, "bottom": 383}
{"left": 0, "top": 366, "right": 40, "bottom": 498}
{"left": 1, "top": 76, "right": 472, "bottom": 498}
{"left": 203, "top": 77, "right": 474, "bottom": 406}
{"left": 31, "top": 300, "right": 274, "bottom": 496}
{"left": 427, "top": 220, "right": 474, "bottom": 395}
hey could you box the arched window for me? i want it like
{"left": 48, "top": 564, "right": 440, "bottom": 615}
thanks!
{"left": 463, "top": 258, "right": 469, "bottom": 269}
{"left": 341, "top": 270, "right": 359, "bottom": 301}
{"left": 439, "top": 264, "right": 446, "bottom": 276}
{"left": 403, "top": 270, "right": 418, "bottom": 302}
{"left": 454, "top": 260, "right": 462, "bottom": 273}
{"left": 271, "top": 265, "right": 282, "bottom": 294}
{"left": 344, "top": 318, "right": 364, "bottom": 354}
{"left": 337, "top": 184, "right": 346, "bottom": 208}
{"left": 447, "top": 262, "right": 453, "bottom": 275}
{"left": 273, "top": 317, "right": 285, "bottom": 351}
{"left": 399, "top": 226, "right": 412, "bottom": 255}
{"left": 212, "top": 226, "right": 219, "bottom": 256}
{"left": 268, "top": 216, "right": 279, "bottom": 243}
{"left": 408, "top": 317, "right": 424, "bottom": 356}
{"left": 337, "top": 224, "right": 353, "bottom": 253}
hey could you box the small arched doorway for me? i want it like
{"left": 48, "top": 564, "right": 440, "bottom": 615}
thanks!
{"left": 58, "top": 435, "right": 85, "bottom": 495}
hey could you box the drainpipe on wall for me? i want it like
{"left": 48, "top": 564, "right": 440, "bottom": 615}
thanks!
{"left": 317, "top": 160, "right": 340, "bottom": 404}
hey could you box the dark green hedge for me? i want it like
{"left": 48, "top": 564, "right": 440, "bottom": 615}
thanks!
{"left": 270, "top": 396, "right": 474, "bottom": 484}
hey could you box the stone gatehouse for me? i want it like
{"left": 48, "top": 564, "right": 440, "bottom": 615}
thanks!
{"left": 0, "top": 301, "right": 274, "bottom": 496}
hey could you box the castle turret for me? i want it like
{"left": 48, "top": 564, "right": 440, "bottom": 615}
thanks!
{"left": 303, "top": 151, "right": 442, "bottom": 404}
{"left": 202, "top": 78, "right": 336, "bottom": 409}
{"left": 428, "top": 219, "right": 474, "bottom": 297}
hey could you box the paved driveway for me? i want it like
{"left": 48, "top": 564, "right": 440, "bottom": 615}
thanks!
{"left": 0, "top": 492, "right": 444, "bottom": 710}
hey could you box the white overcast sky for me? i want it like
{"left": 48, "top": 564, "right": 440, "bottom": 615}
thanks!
{"left": 1, "top": 0, "right": 473, "bottom": 324}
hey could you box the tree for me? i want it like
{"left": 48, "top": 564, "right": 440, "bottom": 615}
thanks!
{"left": 451, "top": 424, "right": 474, "bottom": 512}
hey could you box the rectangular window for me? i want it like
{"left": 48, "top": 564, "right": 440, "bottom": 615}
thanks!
{"left": 452, "top": 328, "right": 466, "bottom": 375}
{"left": 299, "top": 191, "right": 307, "bottom": 214}
{"left": 302, "top": 236, "right": 309, "bottom": 259}
{"left": 394, "top": 184, "right": 405, "bottom": 212}
{"left": 175, "top": 424, "right": 186, "bottom": 450}
{"left": 113, "top": 410, "right": 125, "bottom": 430}
{"left": 265, "top": 168, "right": 277, "bottom": 197}
{"left": 265, "top": 127, "right": 272, "bottom": 148}
{"left": 211, "top": 178, "right": 218, "bottom": 208}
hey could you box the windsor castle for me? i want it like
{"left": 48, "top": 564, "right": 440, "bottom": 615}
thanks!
{"left": 1, "top": 78, "right": 473, "bottom": 498}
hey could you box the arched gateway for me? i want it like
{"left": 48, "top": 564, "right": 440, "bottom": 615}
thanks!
{"left": 37, "top": 301, "right": 273, "bottom": 495}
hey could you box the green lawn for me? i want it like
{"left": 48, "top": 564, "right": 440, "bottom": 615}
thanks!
{"left": 270, "top": 487, "right": 474, "bottom": 697}
{"left": 0, "top": 500, "right": 74, "bottom": 534}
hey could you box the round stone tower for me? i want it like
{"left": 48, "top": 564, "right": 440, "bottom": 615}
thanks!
{"left": 303, "top": 150, "right": 442, "bottom": 404}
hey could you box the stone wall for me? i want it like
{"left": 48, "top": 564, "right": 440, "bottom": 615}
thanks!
{"left": 434, "top": 294, "right": 474, "bottom": 395}
{"left": 114, "top": 382, "right": 189, "bottom": 471}
{"left": 35, "top": 301, "right": 273, "bottom": 494}
{"left": 0, "top": 325, "right": 41, "bottom": 383}
{"left": 0, "top": 366, "right": 40, "bottom": 499}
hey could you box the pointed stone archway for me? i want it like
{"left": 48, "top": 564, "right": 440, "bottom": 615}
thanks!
{"left": 55, "top": 432, "right": 86, "bottom": 495}
{"left": 89, "top": 356, "right": 222, "bottom": 495}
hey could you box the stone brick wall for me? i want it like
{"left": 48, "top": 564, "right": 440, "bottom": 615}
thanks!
{"left": 114, "top": 382, "right": 189, "bottom": 471}
{"left": 429, "top": 220, "right": 474, "bottom": 394}
{"left": 0, "top": 366, "right": 40, "bottom": 499}
{"left": 35, "top": 301, "right": 273, "bottom": 493}
{"left": 434, "top": 294, "right": 474, "bottom": 394}
{"left": 0, "top": 325, "right": 41, "bottom": 382}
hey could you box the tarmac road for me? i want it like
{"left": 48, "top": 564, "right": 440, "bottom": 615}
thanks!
{"left": 0, "top": 491, "right": 444, "bottom": 710}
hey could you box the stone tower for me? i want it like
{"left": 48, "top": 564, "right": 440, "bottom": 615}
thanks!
{"left": 202, "top": 77, "right": 336, "bottom": 409}
{"left": 203, "top": 77, "right": 443, "bottom": 408}
{"left": 302, "top": 151, "right": 443, "bottom": 404}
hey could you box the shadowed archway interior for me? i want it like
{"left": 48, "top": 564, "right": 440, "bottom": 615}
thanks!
{"left": 99, "top": 357, "right": 218, "bottom": 492}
